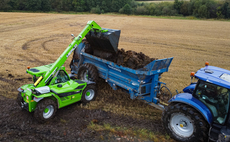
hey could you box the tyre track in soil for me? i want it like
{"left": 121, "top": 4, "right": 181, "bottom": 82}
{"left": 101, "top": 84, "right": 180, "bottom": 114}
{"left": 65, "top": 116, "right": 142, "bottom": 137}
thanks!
{"left": 22, "top": 34, "right": 69, "bottom": 50}
{"left": 0, "top": 96, "right": 163, "bottom": 142}
{"left": 0, "top": 76, "right": 17, "bottom": 85}
{"left": 0, "top": 75, "right": 32, "bottom": 97}
{"left": 20, "top": 34, "right": 70, "bottom": 65}
{"left": 0, "top": 15, "right": 74, "bottom": 33}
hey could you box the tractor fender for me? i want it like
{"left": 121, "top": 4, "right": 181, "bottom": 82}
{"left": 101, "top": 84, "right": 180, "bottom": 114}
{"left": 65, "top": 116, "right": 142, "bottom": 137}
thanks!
{"left": 169, "top": 93, "right": 213, "bottom": 124}
{"left": 183, "top": 83, "right": 196, "bottom": 94}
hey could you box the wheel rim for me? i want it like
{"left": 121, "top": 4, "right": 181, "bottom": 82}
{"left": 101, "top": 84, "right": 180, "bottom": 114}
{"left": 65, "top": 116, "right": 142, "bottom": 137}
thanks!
{"left": 43, "top": 105, "right": 54, "bottom": 119}
{"left": 83, "top": 71, "right": 89, "bottom": 81}
{"left": 170, "top": 113, "right": 194, "bottom": 137}
{"left": 85, "top": 89, "right": 95, "bottom": 101}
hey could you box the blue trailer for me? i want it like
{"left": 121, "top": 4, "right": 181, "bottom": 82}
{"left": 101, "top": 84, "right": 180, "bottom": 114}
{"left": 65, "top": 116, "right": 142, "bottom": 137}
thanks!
{"left": 70, "top": 38, "right": 173, "bottom": 110}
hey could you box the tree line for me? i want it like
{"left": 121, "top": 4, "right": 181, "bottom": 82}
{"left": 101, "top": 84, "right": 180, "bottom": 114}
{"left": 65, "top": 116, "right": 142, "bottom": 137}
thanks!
{"left": 0, "top": 0, "right": 133, "bottom": 12}
{"left": 0, "top": 0, "right": 229, "bottom": 19}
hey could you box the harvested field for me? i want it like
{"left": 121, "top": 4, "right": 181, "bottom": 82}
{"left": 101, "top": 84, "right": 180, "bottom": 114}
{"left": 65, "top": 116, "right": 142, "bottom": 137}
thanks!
{"left": 0, "top": 12, "right": 230, "bottom": 141}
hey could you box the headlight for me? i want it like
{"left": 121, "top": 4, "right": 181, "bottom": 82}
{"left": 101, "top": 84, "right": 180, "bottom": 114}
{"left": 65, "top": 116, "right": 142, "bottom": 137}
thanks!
{"left": 17, "top": 88, "right": 24, "bottom": 92}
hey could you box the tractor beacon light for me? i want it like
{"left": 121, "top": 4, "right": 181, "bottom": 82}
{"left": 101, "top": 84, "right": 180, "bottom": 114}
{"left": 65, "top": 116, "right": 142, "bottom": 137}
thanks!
{"left": 190, "top": 72, "right": 195, "bottom": 77}
{"left": 205, "top": 62, "right": 209, "bottom": 66}
{"left": 27, "top": 66, "right": 30, "bottom": 69}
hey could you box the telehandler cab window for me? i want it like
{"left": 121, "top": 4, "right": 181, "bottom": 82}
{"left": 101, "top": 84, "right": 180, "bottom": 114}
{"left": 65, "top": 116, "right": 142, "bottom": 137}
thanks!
{"left": 55, "top": 70, "right": 69, "bottom": 83}
{"left": 33, "top": 75, "right": 37, "bottom": 83}
{"left": 194, "top": 80, "right": 230, "bottom": 124}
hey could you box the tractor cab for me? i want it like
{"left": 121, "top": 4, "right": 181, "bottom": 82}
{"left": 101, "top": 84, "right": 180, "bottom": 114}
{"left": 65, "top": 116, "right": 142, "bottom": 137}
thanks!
{"left": 193, "top": 79, "right": 230, "bottom": 125}
{"left": 191, "top": 64, "right": 230, "bottom": 140}
{"left": 190, "top": 63, "right": 230, "bottom": 125}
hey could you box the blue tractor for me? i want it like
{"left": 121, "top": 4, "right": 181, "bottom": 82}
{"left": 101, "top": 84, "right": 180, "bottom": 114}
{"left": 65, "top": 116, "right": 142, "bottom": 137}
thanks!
{"left": 163, "top": 62, "right": 230, "bottom": 142}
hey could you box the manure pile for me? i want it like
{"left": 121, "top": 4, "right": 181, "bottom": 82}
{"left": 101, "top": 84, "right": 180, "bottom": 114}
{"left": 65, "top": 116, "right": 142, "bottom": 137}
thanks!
{"left": 72, "top": 40, "right": 157, "bottom": 70}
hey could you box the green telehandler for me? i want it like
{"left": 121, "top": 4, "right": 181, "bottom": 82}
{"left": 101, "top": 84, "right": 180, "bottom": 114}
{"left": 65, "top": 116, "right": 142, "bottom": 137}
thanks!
{"left": 17, "top": 21, "right": 113, "bottom": 122}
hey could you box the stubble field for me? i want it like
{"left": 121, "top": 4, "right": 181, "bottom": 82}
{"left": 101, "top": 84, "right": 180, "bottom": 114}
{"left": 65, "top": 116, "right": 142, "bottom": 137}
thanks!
{"left": 0, "top": 12, "right": 230, "bottom": 141}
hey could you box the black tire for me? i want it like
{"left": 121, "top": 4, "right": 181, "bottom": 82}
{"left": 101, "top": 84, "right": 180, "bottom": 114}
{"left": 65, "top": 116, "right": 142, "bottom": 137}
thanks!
{"left": 162, "top": 103, "right": 209, "bottom": 142}
{"left": 77, "top": 63, "right": 98, "bottom": 83}
{"left": 34, "top": 99, "right": 57, "bottom": 123}
{"left": 81, "top": 84, "right": 97, "bottom": 103}
{"left": 157, "top": 86, "right": 172, "bottom": 105}
{"left": 16, "top": 92, "right": 23, "bottom": 107}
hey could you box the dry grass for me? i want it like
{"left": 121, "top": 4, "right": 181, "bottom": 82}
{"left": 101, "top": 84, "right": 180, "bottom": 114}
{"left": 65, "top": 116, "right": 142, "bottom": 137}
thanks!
{"left": 1, "top": 11, "right": 230, "bottom": 100}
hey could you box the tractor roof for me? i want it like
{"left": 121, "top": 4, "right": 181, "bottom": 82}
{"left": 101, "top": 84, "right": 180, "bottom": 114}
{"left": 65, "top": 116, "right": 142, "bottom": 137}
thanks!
{"left": 195, "top": 66, "right": 230, "bottom": 89}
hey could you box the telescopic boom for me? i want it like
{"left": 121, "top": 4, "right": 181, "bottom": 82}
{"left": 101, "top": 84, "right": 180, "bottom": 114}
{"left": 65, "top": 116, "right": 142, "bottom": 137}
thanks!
{"left": 35, "top": 21, "right": 108, "bottom": 87}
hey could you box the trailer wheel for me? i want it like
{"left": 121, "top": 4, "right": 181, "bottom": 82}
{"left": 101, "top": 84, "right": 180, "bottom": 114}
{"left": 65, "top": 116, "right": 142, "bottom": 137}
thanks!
{"left": 34, "top": 99, "right": 57, "bottom": 123}
{"left": 157, "top": 86, "right": 172, "bottom": 105}
{"left": 78, "top": 63, "right": 98, "bottom": 83}
{"left": 81, "top": 84, "right": 97, "bottom": 103}
{"left": 162, "top": 103, "right": 209, "bottom": 142}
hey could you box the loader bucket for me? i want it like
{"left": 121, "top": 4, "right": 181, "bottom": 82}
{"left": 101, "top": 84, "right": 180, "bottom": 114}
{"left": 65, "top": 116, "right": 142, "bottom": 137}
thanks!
{"left": 85, "top": 28, "right": 121, "bottom": 53}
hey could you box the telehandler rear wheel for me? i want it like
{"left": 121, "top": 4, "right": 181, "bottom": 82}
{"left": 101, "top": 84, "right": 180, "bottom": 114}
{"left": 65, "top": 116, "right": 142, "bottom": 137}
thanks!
{"left": 34, "top": 99, "right": 57, "bottom": 123}
{"left": 16, "top": 92, "right": 23, "bottom": 107}
{"left": 162, "top": 103, "right": 209, "bottom": 142}
{"left": 78, "top": 63, "right": 98, "bottom": 83}
{"left": 81, "top": 84, "right": 97, "bottom": 103}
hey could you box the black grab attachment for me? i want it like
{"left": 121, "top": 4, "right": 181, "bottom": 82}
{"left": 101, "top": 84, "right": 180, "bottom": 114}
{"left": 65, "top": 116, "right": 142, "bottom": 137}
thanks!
{"left": 85, "top": 28, "right": 121, "bottom": 53}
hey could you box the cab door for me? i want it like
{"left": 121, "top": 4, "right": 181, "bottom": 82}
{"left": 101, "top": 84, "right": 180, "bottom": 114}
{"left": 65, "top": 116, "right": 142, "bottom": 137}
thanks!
{"left": 49, "top": 70, "right": 83, "bottom": 107}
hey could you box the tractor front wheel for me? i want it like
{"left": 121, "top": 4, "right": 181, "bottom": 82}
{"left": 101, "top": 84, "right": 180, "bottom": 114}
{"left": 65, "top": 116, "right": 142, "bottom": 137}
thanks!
{"left": 162, "top": 103, "right": 209, "bottom": 142}
{"left": 81, "top": 84, "right": 97, "bottom": 103}
{"left": 34, "top": 99, "right": 57, "bottom": 123}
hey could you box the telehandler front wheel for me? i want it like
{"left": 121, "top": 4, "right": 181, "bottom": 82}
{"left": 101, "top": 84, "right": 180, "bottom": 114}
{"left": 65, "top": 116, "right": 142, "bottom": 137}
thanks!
{"left": 34, "top": 99, "right": 57, "bottom": 123}
{"left": 81, "top": 84, "right": 97, "bottom": 103}
{"left": 162, "top": 103, "right": 209, "bottom": 142}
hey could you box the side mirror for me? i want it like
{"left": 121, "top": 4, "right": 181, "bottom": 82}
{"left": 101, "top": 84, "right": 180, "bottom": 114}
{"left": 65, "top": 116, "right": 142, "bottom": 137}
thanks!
{"left": 71, "top": 34, "right": 75, "bottom": 38}
{"left": 57, "top": 84, "right": 62, "bottom": 88}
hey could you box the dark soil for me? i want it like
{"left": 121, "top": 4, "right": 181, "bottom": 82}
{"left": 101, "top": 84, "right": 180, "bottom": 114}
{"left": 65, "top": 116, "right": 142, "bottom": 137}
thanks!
{"left": 71, "top": 40, "right": 157, "bottom": 70}
{"left": 0, "top": 95, "right": 163, "bottom": 142}
{"left": 0, "top": 75, "right": 165, "bottom": 142}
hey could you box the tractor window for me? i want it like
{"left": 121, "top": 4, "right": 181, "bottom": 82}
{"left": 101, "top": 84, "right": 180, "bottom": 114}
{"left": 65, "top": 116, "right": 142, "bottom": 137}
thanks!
{"left": 194, "top": 80, "right": 230, "bottom": 124}
{"left": 55, "top": 70, "right": 69, "bottom": 84}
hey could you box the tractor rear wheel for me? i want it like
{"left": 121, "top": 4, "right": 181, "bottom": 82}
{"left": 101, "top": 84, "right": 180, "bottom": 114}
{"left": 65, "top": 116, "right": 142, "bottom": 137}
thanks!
{"left": 34, "top": 99, "right": 57, "bottom": 123}
{"left": 78, "top": 63, "right": 98, "bottom": 83}
{"left": 81, "top": 84, "right": 97, "bottom": 103}
{"left": 162, "top": 103, "right": 209, "bottom": 142}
